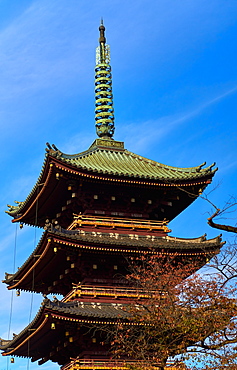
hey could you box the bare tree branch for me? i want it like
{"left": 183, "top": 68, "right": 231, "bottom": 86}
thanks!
{"left": 207, "top": 208, "right": 237, "bottom": 233}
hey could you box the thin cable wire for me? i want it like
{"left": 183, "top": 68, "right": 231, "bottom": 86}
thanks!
{"left": 7, "top": 223, "right": 18, "bottom": 370}
{"left": 27, "top": 187, "right": 39, "bottom": 370}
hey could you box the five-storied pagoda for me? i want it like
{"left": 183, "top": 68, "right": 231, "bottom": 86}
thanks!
{"left": 1, "top": 22, "right": 223, "bottom": 370}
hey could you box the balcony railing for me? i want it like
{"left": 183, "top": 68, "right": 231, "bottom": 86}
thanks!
{"left": 61, "top": 358, "right": 184, "bottom": 370}
{"left": 62, "top": 359, "right": 129, "bottom": 370}
{"left": 68, "top": 214, "right": 170, "bottom": 233}
{"left": 62, "top": 285, "right": 162, "bottom": 302}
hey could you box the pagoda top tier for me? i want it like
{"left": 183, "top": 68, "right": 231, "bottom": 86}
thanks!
{"left": 5, "top": 22, "right": 217, "bottom": 226}
{"left": 5, "top": 141, "right": 217, "bottom": 226}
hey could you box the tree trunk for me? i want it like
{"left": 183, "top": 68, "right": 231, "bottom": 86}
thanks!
{"left": 158, "top": 357, "right": 167, "bottom": 370}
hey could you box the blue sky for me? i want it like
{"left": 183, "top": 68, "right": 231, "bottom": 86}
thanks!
{"left": 0, "top": 1, "right": 237, "bottom": 369}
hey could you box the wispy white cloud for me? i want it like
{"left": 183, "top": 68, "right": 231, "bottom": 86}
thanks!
{"left": 0, "top": 1, "right": 94, "bottom": 103}
{"left": 217, "top": 158, "right": 237, "bottom": 176}
{"left": 119, "top": 86, "right": 237, "bottom": 154}
{"left": 193, "top": 86, "right": 237, "bottom": 112}
{"left": 62, "top": 131, "right": 95, "bottom": 154}
{"left": 0, "top": 0, "right": 235, "bottom": 105}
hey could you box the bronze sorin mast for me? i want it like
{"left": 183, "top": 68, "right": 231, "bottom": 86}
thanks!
{"left": 95, "top": 21, "right": 115, "bottom": 139}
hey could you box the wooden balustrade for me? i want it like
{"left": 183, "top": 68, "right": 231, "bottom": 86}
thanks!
{"left": 63, "top": 285, "right": 164, "bottom": 302}
{"left": 61, "top": 358, "right": 183, "bottom": 370}
{"left": 68, "top": 214, "right": 170, "bottom": 233}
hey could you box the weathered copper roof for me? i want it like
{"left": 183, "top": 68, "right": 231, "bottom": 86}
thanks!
{"left": 51, "top": 139, "right": 217, "bottom": 181}
{"left": 5, "top": 139, "right": 217, "bottom": 221}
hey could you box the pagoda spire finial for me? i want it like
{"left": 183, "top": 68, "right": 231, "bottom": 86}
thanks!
{"left": 95, "top": 21, "right": 115, "bottom": 139}
{"left": 99, "top": 18, "right": 106, "bottom": 44}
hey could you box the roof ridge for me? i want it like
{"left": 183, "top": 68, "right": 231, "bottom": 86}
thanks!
{"left": 49, "top": 143, "right": 217, "bottom": 174}
{"left": 123, "top": 150, "right": 215, "bottom": 172}
{"left": 44, "top": 140, "right": 218, "bottom": 175}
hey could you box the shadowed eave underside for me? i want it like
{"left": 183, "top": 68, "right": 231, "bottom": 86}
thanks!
{"left": 0, "top": 299, "right": 130, "bottom": 358}
{"left": 5, "top": 140, "right": 217, "bottom": 218}
{"left": 3, "top": 228, "right": 224, "bottom": 291}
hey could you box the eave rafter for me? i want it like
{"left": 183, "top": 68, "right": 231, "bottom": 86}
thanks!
{"left": 2, "top": 315, "right": 49, "bottom": 357}
{"left": 3, "top": 228, "right": 224, "bottom": 295}
{"left": 0, "top": 300, "right": 131, "bottom": 364}
{"left": 54, "top": 160, "right": 214, "bottom": 187}
{"left": 5, "top": 148, "right": 217, "bottom": 226}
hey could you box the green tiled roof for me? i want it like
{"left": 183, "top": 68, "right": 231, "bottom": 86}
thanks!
{"left": 5, "top": 139, "right": 217, "bottom": 217}
{"left": 52, "top": 138, "right": 217, "bottom": 182}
